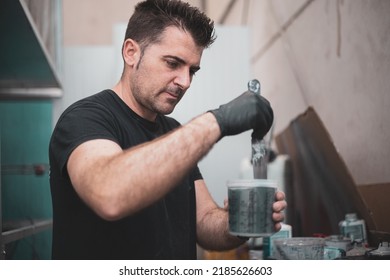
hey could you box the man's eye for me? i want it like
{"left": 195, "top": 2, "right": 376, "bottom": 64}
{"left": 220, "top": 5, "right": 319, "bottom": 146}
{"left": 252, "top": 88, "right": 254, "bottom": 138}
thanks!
{"left": 166, "top": 60, "right": 179, "bottom": 68}
{"left": 190, "top": 69, "right": 197, "bottom": 77}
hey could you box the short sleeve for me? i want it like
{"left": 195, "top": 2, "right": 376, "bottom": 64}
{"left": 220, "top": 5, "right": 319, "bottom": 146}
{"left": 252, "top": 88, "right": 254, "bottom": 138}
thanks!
{"left": 50, "top": 102, "right": 120, "bottom": 175}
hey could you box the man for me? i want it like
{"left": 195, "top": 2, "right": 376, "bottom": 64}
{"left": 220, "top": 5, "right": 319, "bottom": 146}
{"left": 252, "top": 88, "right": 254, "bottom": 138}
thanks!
{"left": 49, "top": 0, "right": 286, "bottom": 259}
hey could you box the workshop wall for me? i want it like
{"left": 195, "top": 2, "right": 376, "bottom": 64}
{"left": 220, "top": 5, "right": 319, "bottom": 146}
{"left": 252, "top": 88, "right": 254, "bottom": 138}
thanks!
{"left": 60, "top": 0, "right": 390, "bottom": 235}
{"left": 0, "top": 101, "right": 53, "bottom": 259}
{"left": 220, "top": 0, "right": 390, "bottom": 186}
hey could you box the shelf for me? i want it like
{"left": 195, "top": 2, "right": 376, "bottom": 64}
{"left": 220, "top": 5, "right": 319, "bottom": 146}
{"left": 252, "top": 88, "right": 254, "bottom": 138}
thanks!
{"left": 0, "top": 0, "right": 62, "bottom": 98}
{"left": 1, "top": 219, "right": 52, "bottom": 245}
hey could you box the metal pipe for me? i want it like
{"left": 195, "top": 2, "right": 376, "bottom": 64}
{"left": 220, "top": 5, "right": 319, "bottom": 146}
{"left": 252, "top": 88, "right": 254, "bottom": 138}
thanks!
{"left": 1, "top": 219, "right": 52, "bottom": 245}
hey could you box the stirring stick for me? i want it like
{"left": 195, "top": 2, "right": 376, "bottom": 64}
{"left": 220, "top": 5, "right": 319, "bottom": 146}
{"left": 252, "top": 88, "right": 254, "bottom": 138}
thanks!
{"left": 248, "top": 79, "right": 269, "bottom": 179}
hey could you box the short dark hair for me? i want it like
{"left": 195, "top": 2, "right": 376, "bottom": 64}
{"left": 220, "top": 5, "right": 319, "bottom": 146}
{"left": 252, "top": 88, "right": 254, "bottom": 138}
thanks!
{"left": 124, "top": 0, "right": 216, "bottom": 51}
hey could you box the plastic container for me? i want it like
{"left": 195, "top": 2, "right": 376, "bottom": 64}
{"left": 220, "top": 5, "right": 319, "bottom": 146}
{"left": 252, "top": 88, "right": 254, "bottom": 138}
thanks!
{"left": 339, "top": 213, "right": 367, "bottom": 243}
{"left": 273, "top": 237, "right": 325, "bottom": 260}
{"left": 263, "top": 223, "right": 292, "bottom": 259}
{"left": 325, "top": 235, "right": 352, "bottom": 252}
{"left": 227, "top": 179, "right": 277, "bottom": 237}
{"left": 324, "top": 235, "right": 351, "bottom": 259}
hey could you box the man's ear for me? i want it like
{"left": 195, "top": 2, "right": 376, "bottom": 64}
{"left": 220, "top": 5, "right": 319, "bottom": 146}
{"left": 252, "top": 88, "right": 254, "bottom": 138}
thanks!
{"left": 122, "top": 39, "right": 140, "bottom": 67}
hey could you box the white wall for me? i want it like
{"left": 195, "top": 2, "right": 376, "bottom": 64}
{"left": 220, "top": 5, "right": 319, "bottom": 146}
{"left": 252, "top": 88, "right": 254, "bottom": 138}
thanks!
{"left": 52, "top": 46, "right": 116, "bottom": 122}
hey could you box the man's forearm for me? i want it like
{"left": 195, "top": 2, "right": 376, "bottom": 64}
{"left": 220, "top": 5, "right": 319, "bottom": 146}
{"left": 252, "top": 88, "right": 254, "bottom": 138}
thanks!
{"left": 68, "top": 112, "right": 220, "bottom": 220}
{"left": 197, "top": 207, "right": 245, "bottom": 251}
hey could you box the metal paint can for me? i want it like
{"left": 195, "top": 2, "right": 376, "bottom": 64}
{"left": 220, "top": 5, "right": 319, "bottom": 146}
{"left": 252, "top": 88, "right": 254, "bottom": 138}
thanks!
{"left": 227, "top": 179, "right": 276, "bottom": 238}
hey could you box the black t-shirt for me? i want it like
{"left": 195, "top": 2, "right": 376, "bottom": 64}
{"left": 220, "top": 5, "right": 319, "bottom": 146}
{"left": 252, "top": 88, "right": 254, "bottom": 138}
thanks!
{"left": 49, "top": 89, "right": 202, "bottom": 259}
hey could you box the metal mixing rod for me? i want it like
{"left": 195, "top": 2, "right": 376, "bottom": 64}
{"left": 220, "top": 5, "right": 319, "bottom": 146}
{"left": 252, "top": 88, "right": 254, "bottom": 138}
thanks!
{"left": 248, "top": 79, "right": 268, "bottom": 179}
{"left": 248, "top": 79, "right": 261, "bottom": 95}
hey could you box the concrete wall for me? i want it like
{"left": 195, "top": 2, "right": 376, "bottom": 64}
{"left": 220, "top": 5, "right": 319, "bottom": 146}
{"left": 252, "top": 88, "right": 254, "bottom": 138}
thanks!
{"left": 219, "top": 0, "right": 390, "bottom": 186}
{"left": 62, "top": 0, "right": 203, "bottom": 45}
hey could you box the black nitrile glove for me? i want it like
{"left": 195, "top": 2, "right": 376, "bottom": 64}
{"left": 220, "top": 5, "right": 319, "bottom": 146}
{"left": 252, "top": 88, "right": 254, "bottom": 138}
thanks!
{"left": 209, "top": 91, "right": 274, "bottom": 140}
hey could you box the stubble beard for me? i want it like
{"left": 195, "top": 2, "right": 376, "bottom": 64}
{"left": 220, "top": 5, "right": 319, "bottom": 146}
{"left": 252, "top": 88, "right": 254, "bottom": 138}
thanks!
{"left": 130, "top": 73, "right": 185, "bottom": 117}
{"left": 130, "top": 76, "right": 183, "bottom": 116}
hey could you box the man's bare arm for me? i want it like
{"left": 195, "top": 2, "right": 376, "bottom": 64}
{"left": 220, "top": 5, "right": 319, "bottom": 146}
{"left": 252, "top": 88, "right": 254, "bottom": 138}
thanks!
{"left": 195, "top": 179, "right": 244, "bottom": 251}
{"left": 67, "top": 112, "right": 220, "bottom": 221}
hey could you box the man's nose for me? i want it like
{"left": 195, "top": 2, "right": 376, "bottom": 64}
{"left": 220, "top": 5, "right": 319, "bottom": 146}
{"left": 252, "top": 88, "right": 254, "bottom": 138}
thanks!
{"left": 174, "top": 68, "right": 191, "bottom": 90}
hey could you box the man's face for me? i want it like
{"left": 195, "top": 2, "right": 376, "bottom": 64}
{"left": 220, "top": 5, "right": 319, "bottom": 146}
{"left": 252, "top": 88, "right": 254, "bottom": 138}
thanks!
{"left": 129, "top": 26, "right": 203, "bottom": 120}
